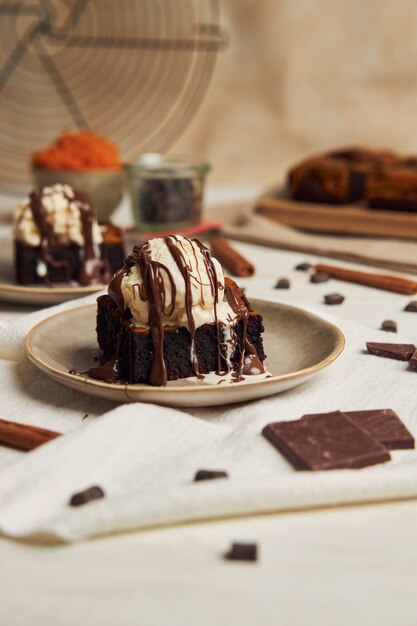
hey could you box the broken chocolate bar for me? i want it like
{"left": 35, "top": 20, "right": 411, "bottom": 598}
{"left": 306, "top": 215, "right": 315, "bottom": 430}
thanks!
{"left": 224, "top": 542, "right": 258, "bottom": 562}
{"left": 194, "top": 470, "right": 228, "bottom": 482}
{"left": 366, "top": 342, "right": 416, "bottom": 361}
{"left": 262, "top": 411, "right": 391, "bottom": 470}
{"left": 345, "top": 409, "right": 414, "bottom": 450}
{"left": 69, "top": 485, "right": 105, "bottom": 507}
{"left": 409, "top": 349, "right": 417, "bottom": 370}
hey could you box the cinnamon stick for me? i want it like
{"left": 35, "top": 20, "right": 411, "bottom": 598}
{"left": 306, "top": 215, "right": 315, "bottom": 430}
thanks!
{"left": 315, "top": 263, "right": 417, "bottom": 295}
{"left": 210, "top": 237, "right": 255, "bottom": 277}
{"left": 0, "top": 419, "right": 60, "bottom": 452}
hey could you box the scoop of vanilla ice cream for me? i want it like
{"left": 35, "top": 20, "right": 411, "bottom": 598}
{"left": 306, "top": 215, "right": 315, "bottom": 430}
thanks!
{"left": 13, "top": 184, "right": 103, "bottom": 247}
{"left": 121, "top": 237, "right": 236, "bottom": 328}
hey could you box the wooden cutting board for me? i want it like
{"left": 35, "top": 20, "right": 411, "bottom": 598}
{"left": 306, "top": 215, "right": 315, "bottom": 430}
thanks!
{"left": 256, "top": 194, "right": 417, "bottom": 240}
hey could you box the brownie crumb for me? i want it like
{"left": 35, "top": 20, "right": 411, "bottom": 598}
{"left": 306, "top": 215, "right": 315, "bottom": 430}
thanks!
{"left": 380, "top": 320, "right": 397, "bottom": 333}
{"left": 224, "top": 542, "right": 258, "bottom": 562}
{"left": 310, "top": 271, "right": 330, "bottom": 284}
{"left": 274, "top": 278, "right": 290, "bottom": 289}
{"left": 324, "top": 293, "right": 344, "bottom": 305}
{"left": 404, "top": 301, "right": 417, "bottom": 312}
{"left": 295, "top": 262, "right": 311, "bottom": 271}
{"left": 194, "top": 470, "right": 228, "bottom": 482}
{"left": 69, "top": 486, "right": 105, "bottom": 507}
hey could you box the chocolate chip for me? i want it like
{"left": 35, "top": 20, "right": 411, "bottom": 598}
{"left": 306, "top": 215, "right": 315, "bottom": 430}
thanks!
{"left": 262, "top": 411, "right": 390, "bottom": 470}
{"left": 69, "top": 485, "right": 105, "bottom": 507}
{"left": 324, "top": 293, "right": 344, "bottom": 305}
{"left": 275, "top": 278, "right": 290, "bottom": 289}
{"left": 68, "top": 369, "right": 77, "bottom": 375}
{"left": 310, "top": 271, "right": 330, "bottom": 284}
{"left": 380, "top": 320, "right": 397, "bottom": 333}
{"left": 224, "top": 542, "right": 258, "bottom": 562}
{"left": 404, "top": 300, "right": 417, "bottom": 312}
{"left": 366, "top": 342, "right": 416, "bottom": 361}
{"left": 295, "top": 262, "right": 311, "bottom": 271}
{"left": 194, "top": 470, "right": 228, "bottom": 481}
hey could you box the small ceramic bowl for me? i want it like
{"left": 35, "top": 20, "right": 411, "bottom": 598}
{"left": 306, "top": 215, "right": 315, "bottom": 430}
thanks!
{"left": 32, "top": 168, "right": 124, "bottom": 222}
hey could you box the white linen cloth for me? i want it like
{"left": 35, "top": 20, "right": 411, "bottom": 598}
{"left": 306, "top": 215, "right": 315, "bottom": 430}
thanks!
{"left": 0, "top": 295, "right": 416, "bottom": 544}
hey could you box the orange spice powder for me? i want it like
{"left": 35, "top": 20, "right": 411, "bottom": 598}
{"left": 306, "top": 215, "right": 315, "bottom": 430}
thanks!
{"left": 32, "top": 130, "right": 122, "bottom": 171}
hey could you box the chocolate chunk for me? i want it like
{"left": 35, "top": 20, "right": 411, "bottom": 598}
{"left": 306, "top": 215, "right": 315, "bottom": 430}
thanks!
{"left": 194, "top": 470, "right": 228, "bottom": 481}
{"left": 409, "top": 349, "right": 417, "bottom": 370}
{"left": 324, "top": 292, "right": 344, "bottom": 305}
{"left": 275, "top": 278, "right": 290, "bottom": 289}
{"left": 310, "top": 271, "right": 330, "bottom": 284}
{"left": 345, "top": 409, "right": 415, "bottom": 450}
{"left": 262, "top": 411, "right": 391, "bottom": 470}
{"left": 366, "top": 342, "right": 416, "bottom": 361}
{"left": 404, "top": 300, "right": 417, "bottom": 312}
{"left": 69, "top": 485, "right": 105, "bottom": 507}
{"left": 380, "top": 320, "right": 397, "bottom": 333}
{"left": 224, "top": 542, "right": 258, "bottom": 562}
{"left": 295, "top": 262, "right": 312, "bottom": 271}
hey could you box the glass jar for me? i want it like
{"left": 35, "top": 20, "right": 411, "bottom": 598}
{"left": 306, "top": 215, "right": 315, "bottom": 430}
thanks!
{"left": 125, "top": 153, "right": 211, "bottom": 231}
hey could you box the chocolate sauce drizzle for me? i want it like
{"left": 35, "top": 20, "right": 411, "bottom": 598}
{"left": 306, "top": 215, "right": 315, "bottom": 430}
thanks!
{"left": 75, "top": 190, "right": 102, "bottom": 285}
{"left": 27, "top": 187, "right": 103, "bottom": 286}
{"left": 87, "top": 350, "right": 123, "bottom": 384}
{"left": 89, "top": 237, "right": 265, "bottom": 386}
{"left": 225, "top": 280, "right": 265, "bottom": 381}
{"left": 194, "top": 238, "right": 226, "bottom": 375}
{"left": 165, "top": 236, "right": 202, "bottom": 379}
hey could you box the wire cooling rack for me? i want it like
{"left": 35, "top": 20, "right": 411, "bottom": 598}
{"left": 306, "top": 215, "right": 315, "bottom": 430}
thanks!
{"left": 0, "top": 0, "right": 226, "bottom": 191}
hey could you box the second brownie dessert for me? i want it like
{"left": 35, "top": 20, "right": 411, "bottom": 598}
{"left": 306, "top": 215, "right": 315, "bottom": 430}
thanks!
{"left": 13, "top": 184, "right": 125, "bottom": 285}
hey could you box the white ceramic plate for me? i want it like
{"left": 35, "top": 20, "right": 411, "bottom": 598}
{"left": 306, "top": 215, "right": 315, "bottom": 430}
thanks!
{"left": 25, "top": 300, "right": 345, "bottom": 408}
{"left": 0, "top": 234, "right": 108, "bottom": 305}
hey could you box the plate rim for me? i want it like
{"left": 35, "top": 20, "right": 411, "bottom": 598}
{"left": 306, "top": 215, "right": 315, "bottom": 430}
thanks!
{"left": 0, "top": 281, "right": 106, "bottom": 297}
{"left": 24, "top": 300, "right": 345, "bottom": 396}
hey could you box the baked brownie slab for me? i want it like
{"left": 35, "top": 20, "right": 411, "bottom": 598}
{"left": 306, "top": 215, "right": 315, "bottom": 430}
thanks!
{"left": 95, "top": 289, "right": 266, "bottom": 384}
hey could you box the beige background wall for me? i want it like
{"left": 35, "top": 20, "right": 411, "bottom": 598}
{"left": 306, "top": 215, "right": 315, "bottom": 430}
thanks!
{"left": 174, "top": 0, "right": 417, "bottom": 187}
